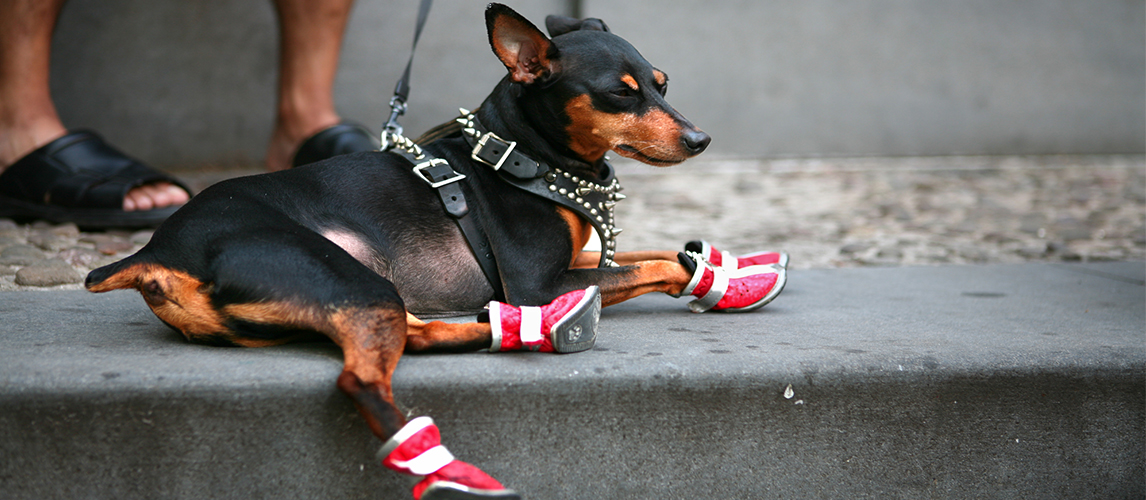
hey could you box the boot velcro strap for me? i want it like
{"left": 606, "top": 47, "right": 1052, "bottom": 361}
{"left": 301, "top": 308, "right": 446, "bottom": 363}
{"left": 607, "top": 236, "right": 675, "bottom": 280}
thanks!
{"left": 394, "top": 445, "right": 455, "bottom": 475}
{"left": 378, "top": 416, "right": 435, "bottom": 460}
{"left": 377, "top": 416, "right": 456, "bottom": 475}
{"left": 519, "top": 306, "right": 543, "bottom": 345}
{"left": 678, "top": 251, "right": 707, "bottom": 297}
{"left": 488, "top": 302, "right": 503, "bottom": 352}
{"left": 718, "top": 250, "right": 739, "bottom": 271}
{"left": 688, "top": 266, "right": 729, "bottom": 313}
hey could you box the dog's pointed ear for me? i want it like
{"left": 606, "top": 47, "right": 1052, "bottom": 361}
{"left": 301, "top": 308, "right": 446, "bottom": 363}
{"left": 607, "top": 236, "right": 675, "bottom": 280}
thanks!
{"left": 486, "top": 3, "right": 559, "bottom": 85}
{"left": 545, "top": 15, "right": 610, "bottom": 37}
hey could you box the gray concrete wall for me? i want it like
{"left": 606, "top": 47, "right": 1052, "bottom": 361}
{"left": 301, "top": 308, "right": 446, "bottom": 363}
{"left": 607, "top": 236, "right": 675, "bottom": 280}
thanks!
{"left": 48, "top": 0, "right": 1145, "bottom": 168}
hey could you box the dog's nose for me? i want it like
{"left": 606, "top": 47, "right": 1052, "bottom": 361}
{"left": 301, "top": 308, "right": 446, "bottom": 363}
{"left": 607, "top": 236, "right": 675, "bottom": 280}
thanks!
{"left": 682, "top": 129, "right": 711, "bottom": 155}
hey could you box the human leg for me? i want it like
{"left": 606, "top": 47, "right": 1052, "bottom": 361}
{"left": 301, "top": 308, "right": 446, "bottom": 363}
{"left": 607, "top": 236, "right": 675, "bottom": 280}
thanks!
{"left": 0, "top": 0, "right": 188, "bottom": 218}
{"left": 267, "top": 0, "right": 374, "bottom": 171}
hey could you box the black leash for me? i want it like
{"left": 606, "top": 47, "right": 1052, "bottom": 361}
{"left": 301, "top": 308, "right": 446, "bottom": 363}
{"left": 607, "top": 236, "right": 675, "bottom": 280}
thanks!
{"left": 380, "top": 0, "right": 433, "bottom": 150}
{"left": 378, "top": 0, "right": 506, "bottom": 302}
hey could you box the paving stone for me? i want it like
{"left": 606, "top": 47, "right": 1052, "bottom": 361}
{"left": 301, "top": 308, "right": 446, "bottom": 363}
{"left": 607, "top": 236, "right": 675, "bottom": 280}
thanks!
{"left": 79, "top": 234, "right": 135, "bottom": 255}
{"left": 131, "top": 230, "right": 155, "bottom": 246}
{"left": 49, "top": 223, "right": 80, "bottom": 238}
{"left": 877, "top": 247, "right": 904, "bottom": 259}
{"left": 0, "top": 245, "right": 46, "bottom": 266}
{"left": 1018, "top": 244, "right": 1050, "bottom": 258}
{"left": 1057, "top": 224, "right": 1094, "bottom": 241}
{"left": 1019, "top": 214, "right": 1047, "bottom": 234}
{"left": 14, "top": 259, "right": 83, "bottom": 287}
{"left": 0, "top": 219, "right": 19, "bottom": 236}
{"left": 840, "top": 242, "right": 873, "bottom": 255}
{"left": 26, "top": 231, "right": 71, "bottom": 252}
{"left": 58, "top": 247, "right": 110, "bottom": 268}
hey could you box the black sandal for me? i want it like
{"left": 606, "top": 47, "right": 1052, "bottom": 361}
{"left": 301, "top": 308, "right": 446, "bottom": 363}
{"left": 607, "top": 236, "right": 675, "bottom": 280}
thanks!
{"left": 0, "top": 130, "right": 191, "bottom": 229}
{"left": 291, "top": 121, "right": 378, "bottom": 168}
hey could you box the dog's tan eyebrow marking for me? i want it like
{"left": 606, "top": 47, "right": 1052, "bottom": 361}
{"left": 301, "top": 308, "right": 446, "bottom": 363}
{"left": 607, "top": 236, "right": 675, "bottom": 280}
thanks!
{"left": 653, "top": 70, "right": 667, "bottom": 86}
{"left": 621, "top": 74, "right": 640, "bottom": 91}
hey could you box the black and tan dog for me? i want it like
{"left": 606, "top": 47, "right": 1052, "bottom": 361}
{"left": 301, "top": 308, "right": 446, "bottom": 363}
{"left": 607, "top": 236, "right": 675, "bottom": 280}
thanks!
{"left": 86, "top": 4, "right": 786, "bottom": 499}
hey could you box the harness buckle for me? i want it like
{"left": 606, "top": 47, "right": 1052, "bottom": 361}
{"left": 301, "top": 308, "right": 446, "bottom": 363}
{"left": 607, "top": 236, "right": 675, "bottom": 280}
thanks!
{"left": 413, "top": 158, "right": 466, "bottom": 188}
{"left": 471, "top": 132, "right": 517, "bottom": 171}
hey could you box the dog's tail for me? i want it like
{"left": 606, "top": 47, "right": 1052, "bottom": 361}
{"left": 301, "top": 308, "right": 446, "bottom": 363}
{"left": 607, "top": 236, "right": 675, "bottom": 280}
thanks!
{"left": 85, "top": 254, "right": 151, "bottom": 293}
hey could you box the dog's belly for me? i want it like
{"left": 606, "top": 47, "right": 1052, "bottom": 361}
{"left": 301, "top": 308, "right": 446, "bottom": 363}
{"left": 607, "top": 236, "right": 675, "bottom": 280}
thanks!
{"left": 322, "top": 229, "right": 387, "bottom": 274}
{"left": 320, "top": 228, "right": 491, "bottom": 317}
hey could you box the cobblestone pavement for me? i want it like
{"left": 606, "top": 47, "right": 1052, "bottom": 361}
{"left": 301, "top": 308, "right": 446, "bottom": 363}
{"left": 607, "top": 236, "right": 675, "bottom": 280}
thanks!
{"left": 2, "top": 155, "right": 1142, "bottom": 291}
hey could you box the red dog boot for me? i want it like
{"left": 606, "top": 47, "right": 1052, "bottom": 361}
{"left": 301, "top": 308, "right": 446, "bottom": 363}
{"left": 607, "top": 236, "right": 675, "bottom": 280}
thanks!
{"left": 677, "top": 251, "right": 786, "bottom": 313}
{"left": 685, "top": 240, "right": 789, "bottom": 270}
{"left": 379, "top": 417, "right": 521, "bottom": 500}
{"left": 487, "top": 286, "right": 600, "bottom": 353}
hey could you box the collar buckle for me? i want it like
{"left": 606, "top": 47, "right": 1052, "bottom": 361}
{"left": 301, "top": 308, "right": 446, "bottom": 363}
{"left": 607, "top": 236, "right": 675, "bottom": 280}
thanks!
{"left": 471, "top": 132, "right": 517, "bottom": 171}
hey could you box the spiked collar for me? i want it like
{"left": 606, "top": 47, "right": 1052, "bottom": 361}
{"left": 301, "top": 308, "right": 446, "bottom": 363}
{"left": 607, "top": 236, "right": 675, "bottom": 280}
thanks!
{"left": 455, "top": 110, "right": 626, "bottom": 267}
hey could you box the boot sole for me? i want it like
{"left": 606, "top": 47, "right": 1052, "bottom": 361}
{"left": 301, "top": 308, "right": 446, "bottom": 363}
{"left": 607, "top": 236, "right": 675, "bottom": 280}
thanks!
{"left": 548, "top": 285, "right": 600, "bottom": 353}
{"left": 421, "top": 481, "right": 521, "bottom": 500}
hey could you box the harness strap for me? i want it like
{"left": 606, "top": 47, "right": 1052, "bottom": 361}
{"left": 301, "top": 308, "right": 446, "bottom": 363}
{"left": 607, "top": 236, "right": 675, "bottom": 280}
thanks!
{"left": 465, "top": 115, "right": 547, "bottom": 179}
{"left": 391, "top": 147, "right": 505, "bottom": 302}
{"left": 457, "top": 113, "right": 624, "bottom": 268}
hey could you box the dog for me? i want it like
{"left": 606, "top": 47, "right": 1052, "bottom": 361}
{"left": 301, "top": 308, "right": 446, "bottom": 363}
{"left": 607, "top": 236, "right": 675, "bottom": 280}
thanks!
{"left": 85, "top": 5, "right": 786, "bottom": 499}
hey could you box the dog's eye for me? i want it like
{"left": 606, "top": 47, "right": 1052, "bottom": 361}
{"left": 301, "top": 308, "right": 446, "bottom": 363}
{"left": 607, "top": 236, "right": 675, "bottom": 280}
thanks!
{"left": 610, "top": 88, "right": 637, "bottom": 99}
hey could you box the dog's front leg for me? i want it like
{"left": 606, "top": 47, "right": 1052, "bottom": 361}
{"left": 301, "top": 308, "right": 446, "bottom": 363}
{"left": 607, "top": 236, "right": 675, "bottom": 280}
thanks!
{"left": 507, "top": 260, "right": 690, "bottom": 307}
{"left": 561, "top": 251, "right": 786, "bottom": 313}
{"left": 570, "top": 250, "right": 679, "bottom": 269}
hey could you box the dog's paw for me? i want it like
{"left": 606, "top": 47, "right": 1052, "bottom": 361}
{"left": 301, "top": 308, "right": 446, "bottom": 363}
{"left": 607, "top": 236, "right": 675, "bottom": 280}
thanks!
{"left": 685, "top": 240, "right": 789, "bottom": 270}
{"left": 488, "top": 286, "right": 600, "bottom": 353}
{"left": 678, "top": 251, "right": 786, "bottom": 313}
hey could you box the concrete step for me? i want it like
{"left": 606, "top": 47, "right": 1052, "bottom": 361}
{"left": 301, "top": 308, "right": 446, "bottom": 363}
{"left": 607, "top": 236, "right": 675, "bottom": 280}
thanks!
{"left": 1, "top": 262, "right": 1142, "bottom": 499}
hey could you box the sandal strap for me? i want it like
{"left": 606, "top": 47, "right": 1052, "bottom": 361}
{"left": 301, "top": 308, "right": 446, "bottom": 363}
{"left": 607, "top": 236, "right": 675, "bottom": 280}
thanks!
{"left": 0, "top": 130, "right": 187, "bottom": 210}
{"left": 291, "top": 121, "right": 378, "bottom": 167}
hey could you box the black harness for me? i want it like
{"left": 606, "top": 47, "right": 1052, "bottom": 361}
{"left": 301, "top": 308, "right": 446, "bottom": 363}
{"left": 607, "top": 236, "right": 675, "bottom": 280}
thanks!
{"left": 376, "top": 0, "right": 623, "bottom": 300}
{"left": 385, "top": 110, "right": 625, "bottom": 301}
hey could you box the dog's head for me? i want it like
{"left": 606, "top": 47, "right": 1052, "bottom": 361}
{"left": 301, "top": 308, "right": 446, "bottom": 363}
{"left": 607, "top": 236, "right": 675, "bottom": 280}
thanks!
{"left": 485, "top": 3, "right": 710, "bottom": 166}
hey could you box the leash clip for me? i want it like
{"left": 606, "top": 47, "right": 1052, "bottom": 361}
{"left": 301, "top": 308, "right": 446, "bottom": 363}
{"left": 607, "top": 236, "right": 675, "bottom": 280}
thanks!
{"left": 471, "top": 132, "right": 517, "bottom": 171}
{"left": 380, "top": 96, "right": 408, "bottom": 151}
{"left": 413, "top": 158, "right": 466, "bottom": 188}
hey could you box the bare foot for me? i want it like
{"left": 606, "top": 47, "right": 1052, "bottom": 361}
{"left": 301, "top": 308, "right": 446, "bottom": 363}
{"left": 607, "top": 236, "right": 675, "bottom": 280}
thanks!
{"left": 266, "top": 114, "right": 340, "bottom": 172}
{"left": 122, "top": 182, "right": 190, "bottom": 211}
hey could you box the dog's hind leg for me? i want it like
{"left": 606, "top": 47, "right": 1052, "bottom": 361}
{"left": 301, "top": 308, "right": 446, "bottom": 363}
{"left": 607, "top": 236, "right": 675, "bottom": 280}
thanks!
{"left": 404, "top": 314, "right": 494, "bottom": 353}
{"left": 208, "top": 234, "right": 518, "bottom": 500}
{"left": 93, "top": 230, "right": 520, "bottom": 498}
